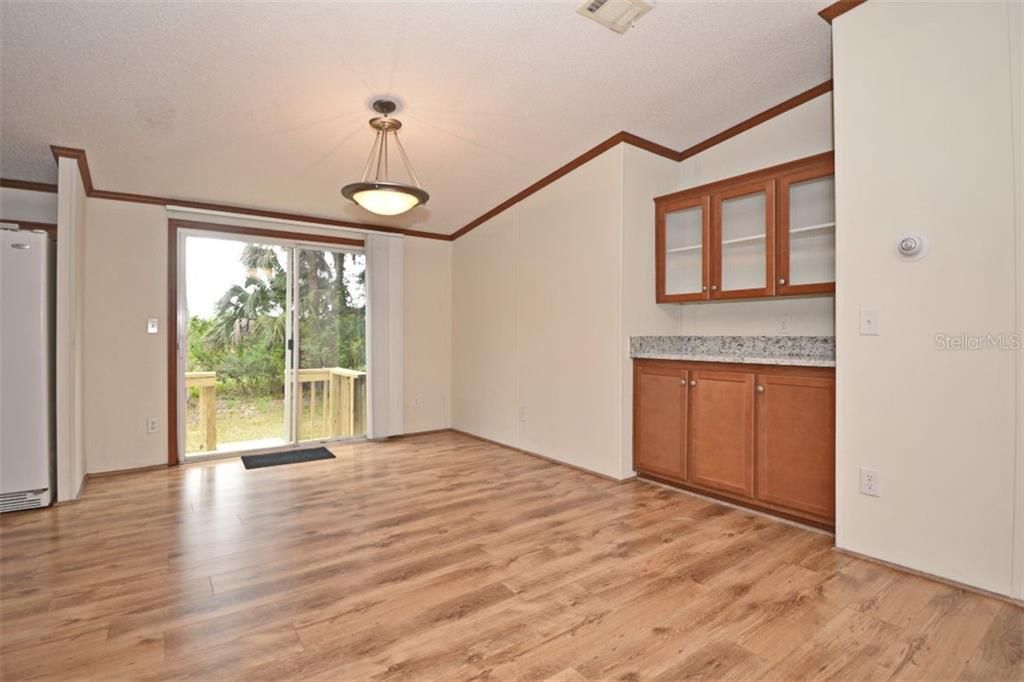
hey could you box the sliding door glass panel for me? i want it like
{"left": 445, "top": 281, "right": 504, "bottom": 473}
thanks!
{"left": 788, "top": 175, "right": 835, "bottom": 285}
{"left": 184, "top": 237, "right": 290, "bottom": 455}
{"left": 720, "top": 191, "right": 767, "bottom": 292}
{"left": 664, "top": 205, "right": 704, "bottom": 295}
{"left": 296, "top": 247, "right": 367, "bottom": 442}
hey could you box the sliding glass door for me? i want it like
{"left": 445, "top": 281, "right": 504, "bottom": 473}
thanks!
{"left": 294, "top": 246, "right": 367, "bottom": 442}
{"left": 180, "top": 231, "right": 365, "bottom": 459}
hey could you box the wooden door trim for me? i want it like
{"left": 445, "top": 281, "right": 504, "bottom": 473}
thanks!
{"left": 710, "top": 179, "right": 776, "bottom": 299}
{"left": 656, "top": 194, "right": 710, "bottom": 303}
{"left": 166, "top": 218, "right": 365, "bottom": 466}
{"left": 776, "top": 159, "right": 836, "bottom": 296}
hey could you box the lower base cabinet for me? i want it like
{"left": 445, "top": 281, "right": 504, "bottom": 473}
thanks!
{"left": 633, "top": 358, "right": 835, "bottom": 529}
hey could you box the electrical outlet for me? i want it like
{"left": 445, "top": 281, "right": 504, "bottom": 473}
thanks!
{"left": 860, "top": 468, "right": 880, "bottom": 497}
{"left": 777, "top": 314, "right": 791, "bottom": 335}
{"left": 519, "top": 406, "right": 526, "bottom": 423}
{"left": 147, "top": 417, "right": 158, "bottom": 434}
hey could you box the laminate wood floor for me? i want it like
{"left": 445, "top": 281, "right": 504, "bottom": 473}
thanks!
{"left": 1, "top": 431, "right": 1020, "bottom": 681}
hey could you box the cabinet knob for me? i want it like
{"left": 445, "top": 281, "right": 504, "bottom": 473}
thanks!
{"left": 702, "top": 285, "right": 707, "bottom": 292}
{"left": 690, "top": 380, "right": 697, "bottom": 387}
{"left": 756, "top": 385, "right": 765, "bottom": 393}
{"left": 680, "top": 379, "right": 687, "bottom": 386}
{"left": 778, "top": 278, "right": 786, "bottom": 285}
{"left": 710, "top": 284, "right": 718, "bottom": 291}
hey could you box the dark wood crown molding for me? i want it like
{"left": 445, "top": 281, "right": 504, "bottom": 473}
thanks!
{"left": 39, "top": 79, "right": 834, "bottom": 243}
{"left": 47, "top": 146, "right": 450, "bottom": 242}
{"left": 675, "top": 80, "right": 833, "bottom": 161}
{"left": 451, "top": 79, "right": 834, "bottom": 240}
{"left": 818, "top": 0, "right": 868, "bottom": 23}
{"left": 0, "top": 178, "right": 59, "bottom": 193}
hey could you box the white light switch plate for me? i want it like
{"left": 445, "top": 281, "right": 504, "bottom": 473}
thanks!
{"left": 859, "top": 307, "right": 881, "bottom": 335}
{"left": 147, "top": 318, "right": 159, "bottom": 334}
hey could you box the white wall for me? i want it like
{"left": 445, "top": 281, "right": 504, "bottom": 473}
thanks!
{"left": 55, "top": 159, "right": 87, "bottom": 500}
{"left": 452, "top": 210, "right": 519, "bottom": 447}
{"left": 834, "top": 0, "right": 1021, "bottom": 597}
{"left": 516, "top": 149, "right": 624, "bottom": 478}
{"left": 674, "top": 93, "right": 835, "bottom": 336}
{"left": 0, "top": 187, "right": 58, "bottom": 224}
{"left": 453, "top": 149, "right": 626, "bottom": 478}
{"left": 78, "top": 201, "right": 452, "bottom": 472}
{"left": 403, "top": 237, "right": 453, "bottom": 434}
{"left": 82, "top": 200, "right": 168, "bottom": 473}
{"left": 1010, "top": 0, "right": 1024, "bottom": 602}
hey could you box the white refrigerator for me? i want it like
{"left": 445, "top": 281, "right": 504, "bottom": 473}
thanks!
{"left": 0, "top": 227, "right": 55, "bottom": 511}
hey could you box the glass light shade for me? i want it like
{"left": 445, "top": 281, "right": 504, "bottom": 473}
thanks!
{"left": 341, "top": 181, "right": 428, "bottom": 216}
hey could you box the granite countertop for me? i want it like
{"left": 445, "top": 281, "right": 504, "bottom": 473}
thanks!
{"left": 629, "top": 335, "right": 835, "bottom": 367}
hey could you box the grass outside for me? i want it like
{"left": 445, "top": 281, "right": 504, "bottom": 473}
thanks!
{"left": 185, "top": 391, "right": 342, "bottom": 453}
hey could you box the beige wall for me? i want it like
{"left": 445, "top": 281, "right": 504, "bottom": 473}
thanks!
{"left": 55, "top": 159, "right": 88, "bottom": 499}
{"left": 82, "top": 200, "right": 168, "bottom": 473}
{"left": 403, "top": 237, "right": 453, "bottom": 434}
{"left": 79, "top": 200, "right": 452, "bottom": 473}
{"left": 453, "top": 149, "right": 625, "bottom": 478}
{"left": 452, "top": 210, "right": 519, "bottom": 447}
{"left": 833, "top": 0, "right": 1021, "bottom": 597}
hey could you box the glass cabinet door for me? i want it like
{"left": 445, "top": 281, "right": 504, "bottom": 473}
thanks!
{"left": 778, "top": 167, "right": 835, "bottom": 294}
{"left": 714, "top": 181, "right": 774, "bottom": 297}
{"left": 658, "top": 196, "right": 708, "bottom": 301}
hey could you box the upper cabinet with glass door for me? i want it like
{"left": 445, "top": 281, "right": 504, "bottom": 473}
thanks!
{"left": 776, "top": 157, "right": 835, "bottom": 295}
{"left": 656, "top": 195, "right": 709, "bottom": 302}
{"left": 654, "top": 152, "right": 834, "bottom": 303}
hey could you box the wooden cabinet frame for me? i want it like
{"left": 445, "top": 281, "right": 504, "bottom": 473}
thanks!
{"left": 775, "top": 157, "right": 836, "bottom": 296}
{"left": 655, "top": 195, "right": 710, "bottom": 303}
{"left": 654, "top": 151, "right": 834, "bottom": 304}
{"left": 710, "top": 179, "right": 777, "bottom": 300}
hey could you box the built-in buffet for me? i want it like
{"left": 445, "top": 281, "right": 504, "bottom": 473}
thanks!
{"left": 655, "top": 151, "right": 835, "bottom": 303}
{"left": 631, "top": 336, "right": 836, "bottom": 529}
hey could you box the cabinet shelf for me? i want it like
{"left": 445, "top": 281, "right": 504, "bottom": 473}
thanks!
{"left": 668, "top": 232, "right": 767, "bottom": 253}
{"left": 790, "top": 221, "right": 835, "bottom": 236}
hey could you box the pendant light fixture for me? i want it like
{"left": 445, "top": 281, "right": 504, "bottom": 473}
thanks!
{"left": 341, "top": 98, "right": 429, "bottom": 216}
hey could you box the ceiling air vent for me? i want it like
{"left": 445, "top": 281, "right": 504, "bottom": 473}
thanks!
{"left": 578, "top": 0, "right": 652, "bottom": 34}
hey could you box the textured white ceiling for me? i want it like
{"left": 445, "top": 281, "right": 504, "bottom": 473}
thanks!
{"left": 0, "top": 1, "right": 832, "bottom": 235}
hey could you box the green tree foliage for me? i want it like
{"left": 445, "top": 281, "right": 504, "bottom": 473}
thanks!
{"left": 187, "top": 244, "right": 365, "bottom": 397}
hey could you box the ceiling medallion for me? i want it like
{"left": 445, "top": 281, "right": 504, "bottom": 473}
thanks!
{"left": 341, "top": 98, "right": 429, "bottom": 216}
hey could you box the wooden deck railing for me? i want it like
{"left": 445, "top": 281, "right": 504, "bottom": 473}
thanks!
{"left": 296, "top": 367, "right": 367, "bottom": 440}
{"left": 185, "top": 368, "right": 367, "bottom": 451}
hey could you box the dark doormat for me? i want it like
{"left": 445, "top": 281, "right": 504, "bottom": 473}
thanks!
{"left": 241, "top": 447, "right": 336, "bottom": 470}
